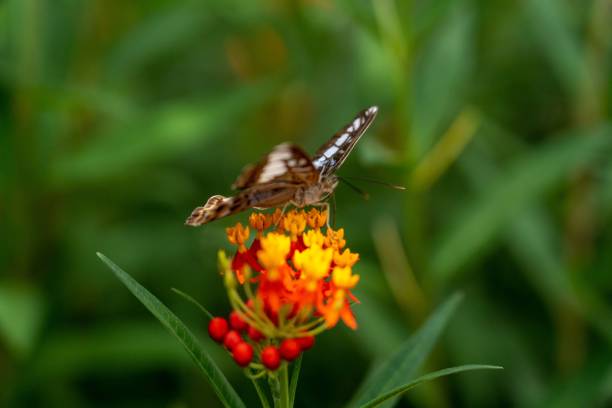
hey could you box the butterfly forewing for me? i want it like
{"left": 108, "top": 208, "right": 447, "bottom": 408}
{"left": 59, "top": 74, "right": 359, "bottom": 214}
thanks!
{"left": 186, "top": 106, "right": 379, "bottom": 226}
{"left": 312, "top": 106, "right": 378, "bottom": 177}
{"left": 232, "top": 143, "right": 318, "bottom": 190}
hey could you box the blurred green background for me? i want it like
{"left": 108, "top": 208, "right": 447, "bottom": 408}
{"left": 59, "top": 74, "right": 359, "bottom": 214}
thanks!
{"left": 1, "top": 0, "right": 612, "bottom": 407}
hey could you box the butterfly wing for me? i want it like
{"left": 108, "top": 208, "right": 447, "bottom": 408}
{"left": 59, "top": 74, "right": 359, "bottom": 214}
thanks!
{"left": 312, "top": 106, "right": 378, "bottom": 177}
{"left": 185, "top": 182, "right": 299, "bottom": 226}
{"left": 232, "top": 143, "right": 318, "bottom": 190}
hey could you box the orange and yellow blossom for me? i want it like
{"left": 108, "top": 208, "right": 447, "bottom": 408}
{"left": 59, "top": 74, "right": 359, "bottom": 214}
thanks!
{"left": 221, "top": 209, "right": 361, "bottom": 345}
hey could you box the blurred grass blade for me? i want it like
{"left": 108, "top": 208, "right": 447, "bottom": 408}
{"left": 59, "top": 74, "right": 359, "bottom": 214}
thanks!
{"left": 524, "top": 0, "right": 586, "bottom": 96}
{"left": 431, "top": 124, "right": 612, "bottom": 285}
{"left": 52, "top": 83, "right": 272, "bottom": 187}
{"left": 349, "top": 293, "right": 463, "bottom": 408}
{"left": 412, "top": 107, "right": 480, "bottom": 190}
{"left": 96, "top": 252, "right": 246, "bottom": 408}
{"left": 358, "top": 365, "right": 503, "bottom": 408}
{"left": 411, "top": 4, "right": 474, "bottom": 159}
{"left": 0, "top": 282, "right": 44, "bottom": 358}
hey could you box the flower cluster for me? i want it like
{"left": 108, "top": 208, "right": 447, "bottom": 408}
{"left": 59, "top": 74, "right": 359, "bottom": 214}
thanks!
{"left": 208, "top": 208, "right": 360, "bottom": 371}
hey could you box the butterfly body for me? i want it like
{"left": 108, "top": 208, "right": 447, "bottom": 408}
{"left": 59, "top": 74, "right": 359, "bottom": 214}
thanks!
{"left": 186, "top": 106, "right": 378, "bottom": 226}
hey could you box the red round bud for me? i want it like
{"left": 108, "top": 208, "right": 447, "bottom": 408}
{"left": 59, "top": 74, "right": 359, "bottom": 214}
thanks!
{"left": 280, "top": 339, "right": 301, "bottom": 361}
{"left": 261, "top": 346, "right": 281, "bottom": 370}
{"left": 223, "top": 330, "right": 242, "bottom": 351}
{"left": 247, "top": 326, "right": 265, "bottom": 342}
{"left": 297, "top": 336, "right": 315, "bottom": 351}
{"left": 229, "top": 311, "right": 248, "bottom": 331}
{"left": 232, "top": 342, "right": 253, "bottom": 367}
{"left": 208, "top": 317, "right": 229, "bottom": 343}
{"left": 246, "top": 299, "right": 254, "bottom": 309}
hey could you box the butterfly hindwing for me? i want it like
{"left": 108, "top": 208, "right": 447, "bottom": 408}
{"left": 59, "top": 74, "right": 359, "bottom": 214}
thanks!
{"left": 232, "top": 143, "right": 318, "bottom": 190}
{"left": 312, "top": 106, "right": 378, "bottom": 177}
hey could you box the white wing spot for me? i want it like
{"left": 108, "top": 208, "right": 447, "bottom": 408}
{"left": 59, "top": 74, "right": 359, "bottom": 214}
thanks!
{"left": 259, "top": 162, "right": 287, "bottom": 182}
{"left": 335, "top": 133, "right": 349, "bottom": 146}
{"left": 352, "top": 118, "right": 362, "bottom": 128}
{"left": 324, "top": 145, "right": 339, "bottom": 158}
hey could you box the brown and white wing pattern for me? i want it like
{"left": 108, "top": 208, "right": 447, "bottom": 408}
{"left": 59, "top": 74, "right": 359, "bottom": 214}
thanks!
{"left": 312, "top": 106, "right": 378, "bottom": 177}
{"left": 185, "top": 183, "right": 299, "bottom": 226}
{"left": 232, "top": 143, "right": 318, "bottom": 190}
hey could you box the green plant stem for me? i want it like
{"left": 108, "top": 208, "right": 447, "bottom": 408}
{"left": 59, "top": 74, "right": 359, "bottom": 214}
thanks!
{"left": 279, "top": 362, "right": 290, "bottom": 408}
{"left": 251, "top": 378, "right": 271, "bottom": 408}
{"left": 289, "top": 355, "right": 302, "bottom": 407}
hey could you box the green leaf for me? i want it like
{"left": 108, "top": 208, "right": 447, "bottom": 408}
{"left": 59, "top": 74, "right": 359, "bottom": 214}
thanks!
{"left": 30, "top": 322, "right": 192, "bottom": 380}
{"left": 431, "top": 124, "right": 612, "bottom": 284}
{"left": 411, "top": 4, "right": 474, "bottom": 159}
{"left": 0, "top": 282, "right": 44, "bottom": 358}
{"left": 96, "top": 252, "right": 246, "bottom": 408}
{"left": 523, "top": 0, "right": 586, "bottom": 96}
{"left": 349, "top": 293, "right": 463, "bottom": 408}
{"left": 52, "top": 84, "right": 271, "bottom": 187}
{"left": 359, "top": 365, "right": 503, "bottom": 408}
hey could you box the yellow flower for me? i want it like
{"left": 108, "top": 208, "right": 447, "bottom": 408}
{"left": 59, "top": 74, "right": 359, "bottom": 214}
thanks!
{"left": 307, "top": 208, "right": 328, "bottom": 229}
{"left": 333, "top": 248, "right": 359, "bottom": 268}
{"left": 249, "top": 213, "right": 272, "bottom": 236}
{"left": 282, "top": 210, "right": 307, "bottom": 240}
{"left": 332, "top": 266, "right": 359, "bottom": 289}
{"left": 326, "top": 228, "right": 346, "bottom": 250}
{"left": 302, "top": 229, "right": 325, "bottom": 248}
{"left": 226, "top": 223, "right": 250, "bottom": 252}
{"left": 293, "top": 246, "right": 333, "bottom": 291}
{"left": 257, "top": 233, "right": 290, "bottom": 280}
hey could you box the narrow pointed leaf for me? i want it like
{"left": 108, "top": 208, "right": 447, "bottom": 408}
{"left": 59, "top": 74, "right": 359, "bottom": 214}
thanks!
{"left": 97, "top": 252, "right": 245, "bottom": 408}
{"left": 431, "top": 125, "right": 612, "bottom": 284}
{"left": 349, "top": 293, "right": 463, "bottom": 408}
{"left": 359, "top": 365, "right": 503, "bottom": 408}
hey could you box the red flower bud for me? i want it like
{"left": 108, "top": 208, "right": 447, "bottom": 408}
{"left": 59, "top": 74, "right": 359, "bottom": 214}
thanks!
{"left": 223, "top": 330, "right": 242, "bottom": 351}
{"left": 247, "top": 326, "right": 265, "bottom": 342}
{"left": 208, "top": 317, "right": 229, "bottom": 343}
{"left": 297, "top": 336, "right": 315, "bottom": 351}
{"left": 229, "top": 311, "right": 248, "bottom": 331}
{"left": 232, "top": 342, "right": 253, "bottom": 367}
{"left": 261, "top": 346, "right": 281, "bottom": 370}
{"left": 280, "top": 339, "right": 301, "bottom": 361}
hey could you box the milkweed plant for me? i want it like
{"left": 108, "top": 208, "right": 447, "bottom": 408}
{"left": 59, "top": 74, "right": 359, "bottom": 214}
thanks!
{"left": 98, "top": 208, "right": 502, "bottom": 408}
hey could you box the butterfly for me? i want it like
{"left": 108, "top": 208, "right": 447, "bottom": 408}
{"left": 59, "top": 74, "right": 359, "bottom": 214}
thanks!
{"left": 185, "top": 106, "right": 379, "bottom": 226}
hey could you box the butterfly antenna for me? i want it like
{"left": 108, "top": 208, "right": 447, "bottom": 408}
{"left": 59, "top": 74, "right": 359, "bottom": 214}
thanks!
{"left": 338, "top": 176, "right": 370, "bottom": 200}
{"left": 340, "top": 175, "right": 406, "bottom": 191}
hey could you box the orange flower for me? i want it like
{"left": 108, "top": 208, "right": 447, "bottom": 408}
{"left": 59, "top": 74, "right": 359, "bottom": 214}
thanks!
{"left": 219, "top": 208, "right": 361, "bottom": 347}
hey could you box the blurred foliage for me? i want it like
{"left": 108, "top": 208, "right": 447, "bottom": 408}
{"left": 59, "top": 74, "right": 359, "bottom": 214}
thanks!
{"left": 1, "top": 0, "right": 611, "bottom": 407}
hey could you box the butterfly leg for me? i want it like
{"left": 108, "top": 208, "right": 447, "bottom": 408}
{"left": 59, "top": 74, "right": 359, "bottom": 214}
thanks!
{"left": 274, "top": 203, "right": 291, "bottom": 227}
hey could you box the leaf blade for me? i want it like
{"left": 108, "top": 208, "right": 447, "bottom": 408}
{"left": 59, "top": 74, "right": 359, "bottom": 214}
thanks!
{"left": 349, "top": 293, "right": 463, "bottom": 408}
{"left": 97, "top": 252, "right": 245, "bottom": 408}
{"left": 359, "top": 365, "right": 503, "bottom": 408}
{"left": 431, "top": 125, "right": 612, "bottom": 284}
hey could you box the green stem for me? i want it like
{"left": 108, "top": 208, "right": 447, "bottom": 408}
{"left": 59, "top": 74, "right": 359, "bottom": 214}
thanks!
{"left": 268, "top": 373, "right": 279, "bottom": 407}
{"left": 279, "top": 362, "right": 290, "bottom": 408}
{"left": 289, "top": 355, "right": 302, "bottom": 407}
{"left": 251, "top": 378, "right": 271, "bottom": 408}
